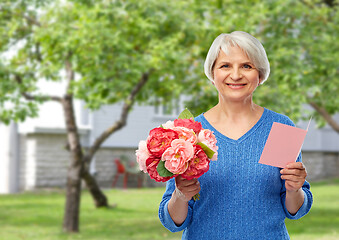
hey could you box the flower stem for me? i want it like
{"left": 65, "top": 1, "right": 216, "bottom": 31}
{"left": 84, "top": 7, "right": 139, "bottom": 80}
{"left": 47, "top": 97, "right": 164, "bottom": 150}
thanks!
{"left": 193, "top": 193, "right": 200, "bottom": 201}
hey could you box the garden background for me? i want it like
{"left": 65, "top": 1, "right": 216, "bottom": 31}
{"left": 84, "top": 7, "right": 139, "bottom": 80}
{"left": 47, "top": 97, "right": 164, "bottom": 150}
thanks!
{"left": 0, "top": 0, "right": 339, "bottom": 239}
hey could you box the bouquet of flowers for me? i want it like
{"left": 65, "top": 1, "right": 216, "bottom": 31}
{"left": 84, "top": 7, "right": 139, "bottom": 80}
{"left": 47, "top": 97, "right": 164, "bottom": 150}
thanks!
{"left": 135, "top": 109, "right": 218, "bottom": 200}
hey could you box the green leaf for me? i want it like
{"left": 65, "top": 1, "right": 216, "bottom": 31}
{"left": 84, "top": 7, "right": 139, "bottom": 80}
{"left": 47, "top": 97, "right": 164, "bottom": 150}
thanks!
{"left": 197, "top": 142, "right": 215, "bottom": 159}
{"left": 193, "top": 193, "right": 200, "bottom": 201}
{"left": 178, "top": 108, "right": 194, "bottom": 120}
{"left": 157, "top": 160, "right": 174, "bottom": 177}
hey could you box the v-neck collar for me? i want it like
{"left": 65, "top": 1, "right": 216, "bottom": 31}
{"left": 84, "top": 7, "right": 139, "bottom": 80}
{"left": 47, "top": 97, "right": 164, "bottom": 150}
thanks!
{"left": 200, "top": 108, "right": 268, "bottom": 144}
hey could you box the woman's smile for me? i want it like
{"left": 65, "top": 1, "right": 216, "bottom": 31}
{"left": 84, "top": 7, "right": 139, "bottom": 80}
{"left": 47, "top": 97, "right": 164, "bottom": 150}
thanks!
{"left": 226, "top": 83, "right": 247, "bottom": 89}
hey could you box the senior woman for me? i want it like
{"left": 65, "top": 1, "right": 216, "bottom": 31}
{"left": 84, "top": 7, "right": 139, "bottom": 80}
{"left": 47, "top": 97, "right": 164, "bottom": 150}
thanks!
{"left": 158, "top": 31, "right": 313, "bottom": 239}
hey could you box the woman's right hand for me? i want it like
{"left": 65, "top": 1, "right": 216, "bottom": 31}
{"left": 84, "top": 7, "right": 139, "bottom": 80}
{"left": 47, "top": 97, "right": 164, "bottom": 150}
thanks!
{"left": 168, "top": 176, "right": 201, "bottom": 225}
{"left": 174, "top": 175, "right": 201, "bottom": 202}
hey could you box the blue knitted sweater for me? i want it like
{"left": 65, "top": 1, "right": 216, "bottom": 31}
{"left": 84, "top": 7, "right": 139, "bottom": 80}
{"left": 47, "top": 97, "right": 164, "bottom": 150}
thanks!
{"left": 158, "top": 108, "right": 313, "bottom": 240}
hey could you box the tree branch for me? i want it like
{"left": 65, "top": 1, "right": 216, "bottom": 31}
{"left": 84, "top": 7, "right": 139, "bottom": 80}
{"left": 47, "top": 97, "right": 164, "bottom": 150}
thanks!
{"left": 308, "top": 101, "right": 339, "bottom": 133}
{"left": 35, "top": 42, "right": 43, "bottom": 62}
{"left": 84, "top": 70, "right": 153, "bottom": 163}
{"left": 23, "top": 14, "right": 41, "bottom": 27}
{"left": 22, "top": 92, "right": 63, "bottom": 102}
{"left": 14, "top": 74, "right": 62, "bottom": 102}
{"left": 65, "top": 52, "right": 74, "bottom": 96}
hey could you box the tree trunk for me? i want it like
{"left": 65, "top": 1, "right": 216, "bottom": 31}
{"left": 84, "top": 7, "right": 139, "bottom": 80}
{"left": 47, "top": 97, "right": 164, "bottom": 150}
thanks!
{"left": 82, "top": 166, "right": 109, "bottom": 207}
{"left": 80, "top": 71, "right": 152, "bottom": 208}
{"left": 62, "top": 95, "right": 84, "bottom": 233}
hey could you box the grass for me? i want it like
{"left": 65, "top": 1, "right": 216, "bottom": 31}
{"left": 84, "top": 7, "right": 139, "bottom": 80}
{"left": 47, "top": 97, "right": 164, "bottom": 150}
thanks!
{"left": 0, "top": 179, "right": 338, "bottom": 240}
{"left": 285, "top": 178, "right": 339, "bottom": 240}
{"left": 0, "top": 188, "right": 181, "bottom": 240}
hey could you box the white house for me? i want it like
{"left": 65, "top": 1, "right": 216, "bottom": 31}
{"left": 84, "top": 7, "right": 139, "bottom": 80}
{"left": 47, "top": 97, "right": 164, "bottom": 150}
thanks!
{"left": 1, "top": 81, "right": 339, "bottom": 193}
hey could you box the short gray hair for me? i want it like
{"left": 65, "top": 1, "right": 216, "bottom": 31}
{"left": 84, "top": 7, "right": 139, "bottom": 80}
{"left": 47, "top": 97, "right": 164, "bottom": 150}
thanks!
{"left": 204, "top": 31, "right": 270, "bottom": 84}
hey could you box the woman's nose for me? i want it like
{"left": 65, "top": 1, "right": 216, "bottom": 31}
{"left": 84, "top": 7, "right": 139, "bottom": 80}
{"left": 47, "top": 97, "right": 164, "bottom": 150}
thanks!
{"left": 230, "top": 68, "right": 242, "bottom": 80}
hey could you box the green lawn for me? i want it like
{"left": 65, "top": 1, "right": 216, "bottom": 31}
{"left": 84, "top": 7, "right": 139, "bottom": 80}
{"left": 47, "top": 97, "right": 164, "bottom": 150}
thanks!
{"left": 285, "top": 179, "right": 339, "bottom": 240}
{"left": 0, "top": 179, "right": 338, "bottom": 240}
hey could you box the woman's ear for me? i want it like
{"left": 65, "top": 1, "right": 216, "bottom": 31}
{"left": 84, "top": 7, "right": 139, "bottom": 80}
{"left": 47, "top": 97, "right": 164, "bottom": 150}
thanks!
{"left": 258, "top": 76, "right": 262, "bottom": 86}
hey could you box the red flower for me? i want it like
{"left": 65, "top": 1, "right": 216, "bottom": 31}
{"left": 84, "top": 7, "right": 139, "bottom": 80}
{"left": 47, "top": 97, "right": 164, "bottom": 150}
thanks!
{"left": 146, "top": 156, "right": 174, "bottom": 182}
{"left": 174, "top": 118, "right": 202, "bottom": 134}
{"left": 181, "top": 145, "right": 210, "bottom": 180}
{"left": 147, "top": 128, "right": 178, "bottom": 157}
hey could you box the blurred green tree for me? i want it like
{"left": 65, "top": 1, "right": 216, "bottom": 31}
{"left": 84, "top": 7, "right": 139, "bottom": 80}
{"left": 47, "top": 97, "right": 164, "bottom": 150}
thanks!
{"left": 0, "top": 0, "right": 205, "bottom": 233}
{"left": 187, "top": 0, "right": 339, "bottom": 132}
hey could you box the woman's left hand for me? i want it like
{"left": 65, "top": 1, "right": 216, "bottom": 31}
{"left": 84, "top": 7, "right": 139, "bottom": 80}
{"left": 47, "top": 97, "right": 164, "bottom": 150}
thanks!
{"left": 280, "top": 162, "right": 307, "bottom": 192}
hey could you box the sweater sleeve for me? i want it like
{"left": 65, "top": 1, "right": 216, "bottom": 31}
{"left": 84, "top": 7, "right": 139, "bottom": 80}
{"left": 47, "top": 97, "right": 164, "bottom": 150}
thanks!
{"left": 280, "top": 153, "right": 313, "bottom": 220}
{"left": 158, "top": 178, "right": 194, "bottom": 232}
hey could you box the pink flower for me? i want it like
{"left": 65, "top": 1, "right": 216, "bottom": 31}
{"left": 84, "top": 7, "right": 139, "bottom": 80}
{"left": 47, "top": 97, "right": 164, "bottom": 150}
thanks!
{"left": 147, "top": 128, "right": 178, "bottom": 157}
{"left": 198, "top": 129, "right": 218, "bottom": 161}
{"left": 181, "top": 145, "right": 210, "bottom": 180}
{"left": 172, "top": 126, "right": 197, "bottom": 145}
{"left": 162, "top": 139, "right": 194, "bottom": 174}
{"left": 174, "top": 118, "right": 202, "bottom": 134}
{"left": 135, "top": 140, "right": 150, "bottom": 173}
{"left": 162, "top": 120, "right": 175, "bottom": 129}
{"left": 146, "top": 156, "right": 174, "bottom": 182}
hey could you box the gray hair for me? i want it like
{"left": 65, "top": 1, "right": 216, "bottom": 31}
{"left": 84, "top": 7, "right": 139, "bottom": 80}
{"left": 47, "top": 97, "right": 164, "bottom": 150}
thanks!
{"left": 204, "top": 31, "right": 270, "bottom": 84}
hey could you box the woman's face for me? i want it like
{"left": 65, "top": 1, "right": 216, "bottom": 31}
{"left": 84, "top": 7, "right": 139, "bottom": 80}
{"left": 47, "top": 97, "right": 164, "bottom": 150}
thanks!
{"left": 213, "top": 46, "right": 261, "bottom": 103}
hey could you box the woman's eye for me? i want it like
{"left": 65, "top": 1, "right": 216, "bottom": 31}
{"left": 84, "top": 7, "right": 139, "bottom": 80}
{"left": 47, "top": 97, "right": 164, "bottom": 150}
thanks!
{"left": 243, "top": 64, "right": 253, "bottom": 69}
{"left": 221, "top": 64, "right": 229, "bottom": 68}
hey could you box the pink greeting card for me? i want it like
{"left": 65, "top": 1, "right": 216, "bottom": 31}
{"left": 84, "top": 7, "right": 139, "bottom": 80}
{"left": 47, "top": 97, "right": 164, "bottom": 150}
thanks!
{"left": 259, "top": 120, "right": 311, "bottom": 168}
